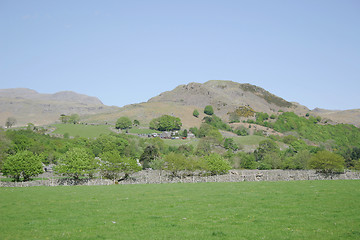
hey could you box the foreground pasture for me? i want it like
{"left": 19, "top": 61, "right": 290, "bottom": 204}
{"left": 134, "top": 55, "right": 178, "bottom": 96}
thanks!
{"left": 1, "top": 180, "right": 359, "bottom": 239}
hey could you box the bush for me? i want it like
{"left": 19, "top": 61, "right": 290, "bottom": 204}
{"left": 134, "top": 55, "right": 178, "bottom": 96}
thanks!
{"left": 204, "top": 105, "right": 214, "bottom": 115}
{"left": 238, "top": 152, "right": 257, "bottom": 169}
{"left": 193, "top": 109, "right": 199, "bottom": 118}
{"left": 235, "top": 126, "right": 249, "bottom": 136}
{"left": 203, "top": 115, "right": 232, "bottom": 131}
{"left": 261, "top": 152, "right": 283, "bottom": 169}
{"left": 203, "top": 153, "right": 231, "bottom": 175}
{"left": 224, "top": 138, "right": 238, "bottom": 151}
{"left": 309, "top": 150, "right": 345, "bottom": 173}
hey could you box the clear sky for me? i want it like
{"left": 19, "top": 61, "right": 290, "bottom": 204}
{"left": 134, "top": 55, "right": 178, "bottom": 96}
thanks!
{"left": 1, "top": 0, "right": 359, "bottom": 110}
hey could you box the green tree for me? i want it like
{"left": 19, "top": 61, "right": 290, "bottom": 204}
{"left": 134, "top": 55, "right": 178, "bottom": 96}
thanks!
{"left": 204, "top": 105, "right": 214, "bottom": 115}
{"left": 291, "top": 150, "right": 312, "bottom": 169}
{"left": 198, "top": 123, "right": 222, "bottom": 141}
{"left": 69, "top": 114, "right": 80, "bottom": 124}
{"left": 182, "top": 129, "right": 188, "bottom": 138}
{"left": 177, "top": 144, "right": 194, "bottom": 157}
{"left": 59, "top": 114, "right": 70, "bottom": 123}
{"left": 203, "top": 153, "right": 231, "bottom": 175}
{"left": 133, "top": 119, "right": 140, "bottom": 126}
{"left": 99, "top": 150, "right": 122, "bottom": 181}
{"left": 149, "top": 157, "right": 165, "bottom": 170}
{"left": 224, "top": 138, "right": 238, "bottom": 151}
{"left": 115, "top": 117, "right": 132, "bottom": 130}
{"left": 2, "top": 150, "right": 43, "bottom": 181}
{"left": 164, "top": 152, "right": 187, "bottom": 177}
{"left": 100, "top": 150, "right": 141, "bottom": 181}
{"left": 54, "top": 148, "right": 99, "bottom": 179}
{"left": 91, "top": 134, "right": 129, "bottom": 156}
{"left": 189, "top": 127, "right": 198, "bottom": 137}
{"left": 149, "top": 115, "right": 182, "bottom": 131}
{"left": 255, "top": 139, "right": 279, "bottom": 161}
{"left": 261, "top": 152, "right": 283, "bottom": 169}
{"left": 5, "top": 117, "right": 16, "bottom": 128}
{"left": 193, "top": 109, "right": 199, "bottom": 118}
{"left": 139, "top": 145, "right": 160, "bottom": 169}
{"left": 309, "top": 150, "right": 345, "bottom": 173}
{"left": 238, "top": 152, "right": 257, "bottom": 169}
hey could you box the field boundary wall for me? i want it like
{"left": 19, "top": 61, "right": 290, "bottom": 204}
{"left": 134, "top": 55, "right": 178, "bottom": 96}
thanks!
{"left": 1, "top": 169, "right": 360, "bottom": 187}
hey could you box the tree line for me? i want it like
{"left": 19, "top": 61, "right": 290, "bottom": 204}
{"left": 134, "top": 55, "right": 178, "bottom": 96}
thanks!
{"left": 1, "top": 105, "right": 360, "bottom": 182}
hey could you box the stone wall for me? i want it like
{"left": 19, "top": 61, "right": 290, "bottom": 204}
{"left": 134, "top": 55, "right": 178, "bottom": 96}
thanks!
{"left": 1, "top": 170, "right": 360, "bottom": 187}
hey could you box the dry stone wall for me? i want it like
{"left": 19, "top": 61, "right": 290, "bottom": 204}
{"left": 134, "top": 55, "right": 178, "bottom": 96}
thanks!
{"left": 1, "top": 170, "right": 360, "bottom": 187}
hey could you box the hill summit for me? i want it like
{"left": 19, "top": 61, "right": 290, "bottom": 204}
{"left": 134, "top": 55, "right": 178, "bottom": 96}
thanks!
{"left": 148, "top": 80, "right": 308, "bottom": 116}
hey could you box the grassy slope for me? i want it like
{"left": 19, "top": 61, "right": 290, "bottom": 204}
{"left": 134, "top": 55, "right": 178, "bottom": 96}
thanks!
{"left": 82, "top": 102, "right": 205, "bottom": 129}
{"left": 51, "top": 124, "right": 266, "bottom": 148}
{"left": 51, "top": 124, "right": 113, "bottom": 138}
{"left": 1, "top": 180, "right": 359, "bottom": 240}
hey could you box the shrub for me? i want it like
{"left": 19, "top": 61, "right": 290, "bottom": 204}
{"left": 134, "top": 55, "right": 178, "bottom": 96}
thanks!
{"left": 238, "top": 152, "right": 257, "bottom": 169}
{"left": 224, "top": 138, "right": 238, "bottom": 151}
{"left": 204, "top": 105, "right": 214, "bottom": 115}
{"left": 234, "top": 126, "right": 249, "bottom": 136}
{"left": 203, "top": 153, "right": 231, "bottom": 175}
{"left": 202, "top": 115, "right": 231, "bottom": 131}
{"left": 309, "top": 150, "right": 345, "bottom": 173}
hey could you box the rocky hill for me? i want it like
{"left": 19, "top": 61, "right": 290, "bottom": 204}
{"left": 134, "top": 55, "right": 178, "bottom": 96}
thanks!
{"left": 81, "top": 80, "right": 357, "bottom": 128}
{"left": 148, "top": 80, "right": 309, "bottom": 116}
{"left": 0, "top": 88, "right": 119, "bottom": 126}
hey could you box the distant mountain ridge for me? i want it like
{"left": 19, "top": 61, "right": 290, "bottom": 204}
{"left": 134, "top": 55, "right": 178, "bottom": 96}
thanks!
{"left": 0, "top": 88, "right": 118, "bottom": 126}
{"left": 1, "top": 81, "right": 359, "bottom": 128}
{"left": 0, "top": 88, "right": 103, "bottom": 105}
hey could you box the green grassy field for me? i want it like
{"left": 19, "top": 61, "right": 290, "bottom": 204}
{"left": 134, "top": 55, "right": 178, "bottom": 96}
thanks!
{"left": 51, "top": 124, "right": 113, "bottom": 138}
{"left": 1, "top": 180, "right": 359, "bottom": 239}
{"left": 163, "top": 138, "right": 199, "bottom": 147}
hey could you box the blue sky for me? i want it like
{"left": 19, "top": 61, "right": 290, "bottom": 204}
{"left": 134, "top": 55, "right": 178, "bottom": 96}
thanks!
{"left": 1, "top": 0, "right": 359, "bottom": 110}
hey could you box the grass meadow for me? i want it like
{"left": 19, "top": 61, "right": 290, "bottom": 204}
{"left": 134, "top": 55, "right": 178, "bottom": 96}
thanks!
{"left": 1, "top": 180, "right": 359, "bottom": 240}
{"left": 51, "top": 124, "right": 113, "bottom": 138}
